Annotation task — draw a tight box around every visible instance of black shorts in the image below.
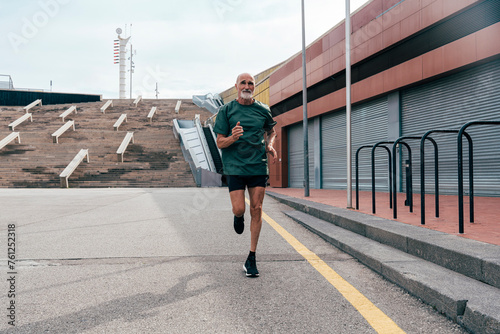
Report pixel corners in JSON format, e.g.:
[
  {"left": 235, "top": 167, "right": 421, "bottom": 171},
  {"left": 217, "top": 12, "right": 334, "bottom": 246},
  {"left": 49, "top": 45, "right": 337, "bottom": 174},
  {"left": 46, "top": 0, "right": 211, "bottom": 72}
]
[{"left": 227, "top": 175, "right": 269, "bottom": 192}]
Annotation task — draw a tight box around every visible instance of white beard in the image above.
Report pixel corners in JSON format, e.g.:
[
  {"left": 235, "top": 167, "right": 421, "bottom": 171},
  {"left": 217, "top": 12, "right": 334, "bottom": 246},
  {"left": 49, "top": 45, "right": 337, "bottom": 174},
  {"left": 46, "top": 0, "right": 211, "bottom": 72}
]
[{"left": 240, "top": 91, "right": 253, "bottom": 100}]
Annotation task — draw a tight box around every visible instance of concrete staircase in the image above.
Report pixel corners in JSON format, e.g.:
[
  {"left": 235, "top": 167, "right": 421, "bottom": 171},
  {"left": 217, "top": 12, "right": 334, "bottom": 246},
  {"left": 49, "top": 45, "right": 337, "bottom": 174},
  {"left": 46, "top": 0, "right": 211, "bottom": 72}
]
[
  {"left": 267, "top": 191, "right": 500, "bottom": 334},
  {"left": 0, "top": 99, "right": 213, "bottom": 188}
]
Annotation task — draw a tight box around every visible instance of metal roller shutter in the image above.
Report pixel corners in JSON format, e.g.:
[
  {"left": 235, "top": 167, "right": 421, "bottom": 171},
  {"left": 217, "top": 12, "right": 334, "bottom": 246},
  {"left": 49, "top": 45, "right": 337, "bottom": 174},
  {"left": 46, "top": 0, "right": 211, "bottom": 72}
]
[
  {"left": 322, "top": 97, "right": 389, "bottom": 190},
  {"left": 321, "top": 111, "right": 346, "bottom": 189},
  {"left": 401, "top": 59, "right": 500, "bottom": 196},
  {"left": 287, "top": 121, "right": 315, "bottom": 188}
]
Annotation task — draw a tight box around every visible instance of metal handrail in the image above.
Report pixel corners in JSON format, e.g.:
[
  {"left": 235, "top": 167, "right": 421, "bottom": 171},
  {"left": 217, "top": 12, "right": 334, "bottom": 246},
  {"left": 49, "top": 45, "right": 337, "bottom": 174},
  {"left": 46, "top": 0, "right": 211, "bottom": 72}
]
[
  {"left": 205, "top": 113, "right": 217, "bottom": 127},
  {"left": 458, "top": 120, "right": 500, "bottom": 234},
  {"left": 370, "top": 142, "right": 393, "bottom": 214},
  {"left": 0, "top": 74, "right": 14, "bottom": 89}
]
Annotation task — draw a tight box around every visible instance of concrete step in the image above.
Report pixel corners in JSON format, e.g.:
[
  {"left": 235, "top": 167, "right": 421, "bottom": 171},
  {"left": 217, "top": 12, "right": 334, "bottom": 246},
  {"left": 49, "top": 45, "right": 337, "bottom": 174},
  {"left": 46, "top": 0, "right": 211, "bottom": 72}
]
[
  {"left": 267, "top": 191, "right": 500, "bottom": 334},
  {"left": 0, "top": 99, "right": 213, "bottom": 188}
]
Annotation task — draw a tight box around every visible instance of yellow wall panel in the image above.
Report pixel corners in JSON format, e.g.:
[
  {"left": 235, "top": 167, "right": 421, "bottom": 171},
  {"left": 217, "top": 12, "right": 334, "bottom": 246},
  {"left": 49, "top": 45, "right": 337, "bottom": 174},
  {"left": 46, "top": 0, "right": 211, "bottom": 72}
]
[{"left": 218, "top": 64, "right": 282, "bottom": 106}]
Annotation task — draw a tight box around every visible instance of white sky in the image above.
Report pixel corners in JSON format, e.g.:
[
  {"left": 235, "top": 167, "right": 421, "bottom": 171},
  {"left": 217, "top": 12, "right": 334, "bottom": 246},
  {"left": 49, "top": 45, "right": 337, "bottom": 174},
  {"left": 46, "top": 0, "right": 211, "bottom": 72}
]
[{"left": 1, "top": 0, "right": 368, "bottom": 99}]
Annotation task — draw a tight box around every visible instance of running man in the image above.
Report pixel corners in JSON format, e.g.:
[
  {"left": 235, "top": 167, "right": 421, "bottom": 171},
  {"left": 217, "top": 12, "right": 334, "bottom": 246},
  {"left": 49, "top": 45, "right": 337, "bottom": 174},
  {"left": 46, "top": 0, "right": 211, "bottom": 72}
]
[{"left": 213, "top": 72, "right": 277, "bottom": 277}]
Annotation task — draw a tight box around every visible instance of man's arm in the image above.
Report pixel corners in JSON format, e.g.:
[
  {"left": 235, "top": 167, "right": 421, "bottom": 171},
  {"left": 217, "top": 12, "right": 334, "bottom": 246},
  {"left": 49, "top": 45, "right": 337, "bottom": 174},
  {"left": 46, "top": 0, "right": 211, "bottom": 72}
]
[
  {"left": 216, "top": 133, "right": 237, "bottom": 149},
  {"left": 265, "top": 127, "right": 277, "bottom": 164},
  {"left": 216, "top": 121, "right": 243, "bottom": 149}
]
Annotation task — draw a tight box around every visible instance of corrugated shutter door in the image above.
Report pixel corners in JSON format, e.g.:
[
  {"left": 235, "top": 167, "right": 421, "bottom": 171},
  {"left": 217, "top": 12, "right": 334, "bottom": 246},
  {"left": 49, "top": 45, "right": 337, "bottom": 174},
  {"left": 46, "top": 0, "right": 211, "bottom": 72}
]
[
  {"left": 288, "top": 121, "right": 315, "bottom": 188},
  {"left": 321, "top": 111, "right": 346, "bottom": 189},
  {"left": 401, "top": 59, "right": 500, "bottom": 196},
  {"left": 352, "top": 97, "right": 390, "bottom": 191},
  {"left": 322, "top": 97, "right": 389, "bottom": 190}
]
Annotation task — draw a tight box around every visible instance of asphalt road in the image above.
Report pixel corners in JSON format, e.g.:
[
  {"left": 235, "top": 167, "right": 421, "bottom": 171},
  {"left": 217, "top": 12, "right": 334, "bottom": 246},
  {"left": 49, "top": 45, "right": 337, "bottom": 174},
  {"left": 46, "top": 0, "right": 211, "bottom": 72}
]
[{"left": 0, "top": 188, "right": 467, "bottom": 333}]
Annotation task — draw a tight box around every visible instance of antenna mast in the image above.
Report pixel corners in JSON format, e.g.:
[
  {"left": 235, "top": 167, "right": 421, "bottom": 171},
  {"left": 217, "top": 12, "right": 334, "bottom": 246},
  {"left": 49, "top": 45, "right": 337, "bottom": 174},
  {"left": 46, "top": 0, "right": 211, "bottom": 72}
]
[{"left": 115, "top": 27, "right": 130, "bottom": 99}]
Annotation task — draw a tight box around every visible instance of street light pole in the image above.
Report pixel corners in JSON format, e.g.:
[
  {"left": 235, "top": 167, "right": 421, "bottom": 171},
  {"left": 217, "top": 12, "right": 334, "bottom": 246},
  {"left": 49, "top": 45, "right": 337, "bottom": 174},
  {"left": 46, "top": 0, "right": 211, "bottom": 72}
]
[
  {"left": 346, "top": 0, "right": 353, "bottom": 208},
  {"left": 301, "top": 0, "right": 310, "bottom": 197}
]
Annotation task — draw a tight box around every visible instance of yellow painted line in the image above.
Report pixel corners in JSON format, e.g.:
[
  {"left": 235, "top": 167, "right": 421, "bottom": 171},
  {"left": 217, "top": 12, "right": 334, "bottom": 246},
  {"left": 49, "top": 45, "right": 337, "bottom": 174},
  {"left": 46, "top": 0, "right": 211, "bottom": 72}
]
[{"left": 247, "top": 198, "right": 405, "bottom": 334}]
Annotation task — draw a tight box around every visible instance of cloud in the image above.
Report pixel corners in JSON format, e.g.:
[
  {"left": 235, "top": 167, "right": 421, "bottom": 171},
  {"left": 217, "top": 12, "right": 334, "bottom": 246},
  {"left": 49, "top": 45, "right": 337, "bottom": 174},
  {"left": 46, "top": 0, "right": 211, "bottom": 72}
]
[{"left": 1, "top": 0, "right": 369, "bottom": 99}]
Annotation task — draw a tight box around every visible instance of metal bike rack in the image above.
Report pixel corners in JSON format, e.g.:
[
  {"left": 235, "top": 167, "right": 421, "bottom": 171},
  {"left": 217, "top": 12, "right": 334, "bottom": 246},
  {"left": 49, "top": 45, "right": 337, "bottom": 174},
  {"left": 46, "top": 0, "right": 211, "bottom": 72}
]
[
  {"left": 458, "top": 120, "right": 500, "bottom": 234},
  {"left": 392, "top": 137, "right": 420, "bottom": 219},
  {"left": 355, "top": 145, "right": 392, "bottom": 210},
  {"left": 370, "top": 142, "right": 393, "bottom": 214},
  {"left": 420, "top": 130, "right": 472, "bottom": 225},
  {"left": 355, "top": 145, "right": 372, "bottom": 210}
]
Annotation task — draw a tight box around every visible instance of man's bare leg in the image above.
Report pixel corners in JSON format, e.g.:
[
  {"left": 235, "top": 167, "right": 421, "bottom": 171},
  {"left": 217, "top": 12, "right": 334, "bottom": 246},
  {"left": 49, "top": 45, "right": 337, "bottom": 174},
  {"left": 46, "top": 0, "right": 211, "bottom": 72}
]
[
  {"left": 230, "top": 189, "right": 246, "bottom": 234},
  {"left": 241, "top": 186, "right": 265, "bottom": 277},
  {"left": 229, "top": 189, "right": 246, "bottom": 217},
  {"left": 247, "top": 186, "right": 265, "bottom": 252}
]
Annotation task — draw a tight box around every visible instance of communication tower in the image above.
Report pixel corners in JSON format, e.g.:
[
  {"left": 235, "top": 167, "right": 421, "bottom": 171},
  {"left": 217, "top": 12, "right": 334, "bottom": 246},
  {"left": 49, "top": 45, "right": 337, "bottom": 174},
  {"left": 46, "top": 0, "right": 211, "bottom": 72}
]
[{"left": 114, "top": 27, "right": 130, "bottom": 99}]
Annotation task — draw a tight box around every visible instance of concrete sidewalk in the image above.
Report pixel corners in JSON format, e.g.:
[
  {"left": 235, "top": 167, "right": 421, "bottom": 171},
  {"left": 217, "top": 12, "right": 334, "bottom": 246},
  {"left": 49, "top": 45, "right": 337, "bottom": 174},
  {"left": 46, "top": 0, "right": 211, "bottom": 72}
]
[
  {"left": 267, "top": 188, "right": 500, "bottom": 246},
  {"left": 266, "top": 189, "right": 500, "bottom": 334}
]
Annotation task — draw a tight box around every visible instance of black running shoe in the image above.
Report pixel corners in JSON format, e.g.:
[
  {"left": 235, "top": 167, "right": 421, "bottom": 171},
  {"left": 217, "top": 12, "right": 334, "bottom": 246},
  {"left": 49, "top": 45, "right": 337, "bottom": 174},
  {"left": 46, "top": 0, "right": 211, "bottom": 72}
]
[
  {"left": 234, "top": 215, "right": 244, "bottom": 234},
  {"left": 243, "top": 255, "right": 259, "bottom": 277}
]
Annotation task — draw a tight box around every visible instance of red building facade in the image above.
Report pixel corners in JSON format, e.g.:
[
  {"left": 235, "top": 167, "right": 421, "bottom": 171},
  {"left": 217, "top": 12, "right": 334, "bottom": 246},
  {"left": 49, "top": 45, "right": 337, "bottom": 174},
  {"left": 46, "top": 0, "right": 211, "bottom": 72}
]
[{"left": 267, "top": 0, "right": 500, "bottom": 193}]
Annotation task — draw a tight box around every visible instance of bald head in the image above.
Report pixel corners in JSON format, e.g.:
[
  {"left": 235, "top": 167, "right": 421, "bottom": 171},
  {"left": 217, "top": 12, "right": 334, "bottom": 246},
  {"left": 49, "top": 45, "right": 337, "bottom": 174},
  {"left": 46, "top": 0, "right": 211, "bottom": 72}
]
[{"left": 236, "top": 73, "right": 255, "bottom": 84}]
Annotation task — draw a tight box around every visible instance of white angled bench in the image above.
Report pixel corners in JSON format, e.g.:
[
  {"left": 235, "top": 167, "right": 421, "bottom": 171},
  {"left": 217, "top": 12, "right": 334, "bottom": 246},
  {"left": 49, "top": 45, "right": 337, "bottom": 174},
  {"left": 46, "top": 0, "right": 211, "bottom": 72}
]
[
  {"left": 133, "top": 95, "right": 142, "bottom": 107},
  {"left": 23, "top": 99, "right": 42, "bottom": 113},
  {"left": 147, "top": 106, "right": 157, "bottom": 122},
  {"left": 116, "top": 131, "right": 134, "bottom": 162},
  {"left": 8, "top": 113, "right": 32, "bottom": 131},
  {"left": 59, "top": 149, "right": 89, "bottom": 188},
  {"left": 113, "top": 114, "right": 127, "bottom": 131},
  {"left": 100, "top": 100, "right": 113, "bottom": 114},
  {"left": 175, "top": 100, "right": 182, "bottom": 114},
  {"left": 59, "top": 106, "right": 77, "bottom": 122},
  {"left": 0, "top": 132, "right": 21, "bottom": 150},
  {"left": 52, "top": 120, "right": 75, "bottom": 143}
]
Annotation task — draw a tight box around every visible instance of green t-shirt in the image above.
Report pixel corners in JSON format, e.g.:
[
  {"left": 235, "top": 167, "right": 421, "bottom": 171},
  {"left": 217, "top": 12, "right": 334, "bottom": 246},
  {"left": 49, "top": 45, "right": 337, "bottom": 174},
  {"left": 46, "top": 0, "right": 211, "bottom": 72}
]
[{"left": 213, "top": 100, "right": 277, "bottom": 176}]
